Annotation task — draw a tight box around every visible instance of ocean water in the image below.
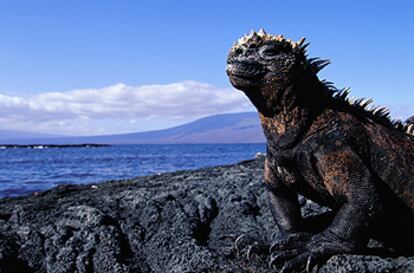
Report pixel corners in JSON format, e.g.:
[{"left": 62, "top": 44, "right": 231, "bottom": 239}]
[{"left": 0, "top": 144, "right": 265, "bottom": 198}]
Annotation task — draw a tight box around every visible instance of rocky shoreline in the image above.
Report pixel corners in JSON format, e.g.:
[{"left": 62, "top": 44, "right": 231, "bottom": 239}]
[{"left": 0, "top": 158, "right": 413, "bottom": 273}]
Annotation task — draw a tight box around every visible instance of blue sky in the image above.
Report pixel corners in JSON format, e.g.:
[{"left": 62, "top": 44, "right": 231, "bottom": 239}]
[{"left": 0, "top": 1, "right": 413, "bottom": 135}]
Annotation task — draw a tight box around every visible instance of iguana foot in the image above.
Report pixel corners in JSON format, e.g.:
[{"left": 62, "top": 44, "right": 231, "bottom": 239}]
[
  {"left": 268, "top": 232, "right": 313, "bottom": 270},
  {"left": 269, "top": 232, "right": 357, "bottom": 273},
  {"left": 234, "top": 234, "right": 268, "bottom": 260}
]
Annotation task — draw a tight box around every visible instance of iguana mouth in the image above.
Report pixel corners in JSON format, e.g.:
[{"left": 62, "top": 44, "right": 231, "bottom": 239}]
[{"left": 226, "top": 62, "right": 266, "bottom": 79}]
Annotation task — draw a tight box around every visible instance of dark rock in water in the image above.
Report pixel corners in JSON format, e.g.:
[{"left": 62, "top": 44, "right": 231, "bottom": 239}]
[{"left": 0, "top": 158, "right": 412, "bottom": 272}]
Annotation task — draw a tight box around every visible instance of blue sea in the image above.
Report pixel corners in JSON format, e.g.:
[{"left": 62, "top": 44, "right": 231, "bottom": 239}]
[{"left": 0, "top": 144, "right": 265, "bottom": 198}]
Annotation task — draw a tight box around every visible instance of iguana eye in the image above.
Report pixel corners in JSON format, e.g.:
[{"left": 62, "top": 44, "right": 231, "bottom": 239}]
[{"left": 263, "top": 49, "right": 278, "bottom": 56}]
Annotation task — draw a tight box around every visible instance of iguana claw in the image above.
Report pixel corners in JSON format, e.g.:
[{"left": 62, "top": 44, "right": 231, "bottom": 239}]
[{"left": 233, "top": 233, "right": 267, "bottom": 260}]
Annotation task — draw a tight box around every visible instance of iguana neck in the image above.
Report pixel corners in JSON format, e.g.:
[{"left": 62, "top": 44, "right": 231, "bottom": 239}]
[{"left": 255, "top": 77, "right": 326, "bottom": 150}]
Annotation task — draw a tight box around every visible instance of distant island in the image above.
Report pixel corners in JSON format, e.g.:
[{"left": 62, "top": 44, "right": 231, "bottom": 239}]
[
  {"left": 0, "top": 112, "right": 265, "bottom": 145},
  {"left": 0, "top": 144, "right": 110, "bottom": 149}
]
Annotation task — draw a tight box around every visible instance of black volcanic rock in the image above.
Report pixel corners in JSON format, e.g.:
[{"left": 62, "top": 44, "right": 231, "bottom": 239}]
[
  {"left": 0, "top": 159, "right": 413, "bottom": 273},
  {"left": 407, "top": 115, "right": 414, "bottom": 124}
]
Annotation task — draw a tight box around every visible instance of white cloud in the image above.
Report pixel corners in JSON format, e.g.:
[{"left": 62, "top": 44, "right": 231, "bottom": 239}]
[{"left": 0, "top": 81, "right": 254, "bottom": 135}]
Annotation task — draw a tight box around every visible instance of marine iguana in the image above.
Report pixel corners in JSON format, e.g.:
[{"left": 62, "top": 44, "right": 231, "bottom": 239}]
[{"left": 226, "top": 29, "right": 414, "bottom": 272}]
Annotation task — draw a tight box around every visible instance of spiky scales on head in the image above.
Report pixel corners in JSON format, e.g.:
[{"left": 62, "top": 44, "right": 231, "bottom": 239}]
[
  {"left": 233, "top": 29, "right": 307, "bottom": 52},
  {"left": 227, "top": 29, "right": 330, "bottom": 79}
]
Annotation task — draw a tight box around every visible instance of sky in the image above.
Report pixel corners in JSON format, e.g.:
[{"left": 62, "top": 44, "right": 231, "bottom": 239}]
[{"left": 0, "top": 1, "right": 413, "bottom": 135}]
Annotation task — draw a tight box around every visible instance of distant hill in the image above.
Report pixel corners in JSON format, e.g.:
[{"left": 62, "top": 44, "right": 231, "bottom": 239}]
[
  {"left": 0, "top": 130, "right": 63, "bottom": 142},
  {"left": 0, "top": 112, "right": 265, "bottom": 144}
]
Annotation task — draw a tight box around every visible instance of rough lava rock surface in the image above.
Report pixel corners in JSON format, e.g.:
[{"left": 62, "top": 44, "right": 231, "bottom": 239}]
[{"left": 0, "top": 158, "right": 413, "bottom": 273}]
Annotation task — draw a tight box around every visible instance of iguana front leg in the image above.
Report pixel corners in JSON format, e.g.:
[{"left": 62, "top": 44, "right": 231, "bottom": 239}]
[
  {"left": 264, "top": 157, "right": 316, "bottom": 268},
  {"left": 264, "top": 157, "right": 302, "bottom": 237},
  {"left": 270, "top": 149, "right": 382, "bottom": 273},
  {"left": 234, "top": 157, "right": 303, "bottom": 260}
]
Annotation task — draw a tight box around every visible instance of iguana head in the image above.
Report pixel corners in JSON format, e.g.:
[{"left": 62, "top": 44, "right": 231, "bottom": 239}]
[
  {"left": 226, "top": 30, "right": 330, "bottom": 116},
  {"left": 226, "top": 29, "right": 310, "bottom": 91}
]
